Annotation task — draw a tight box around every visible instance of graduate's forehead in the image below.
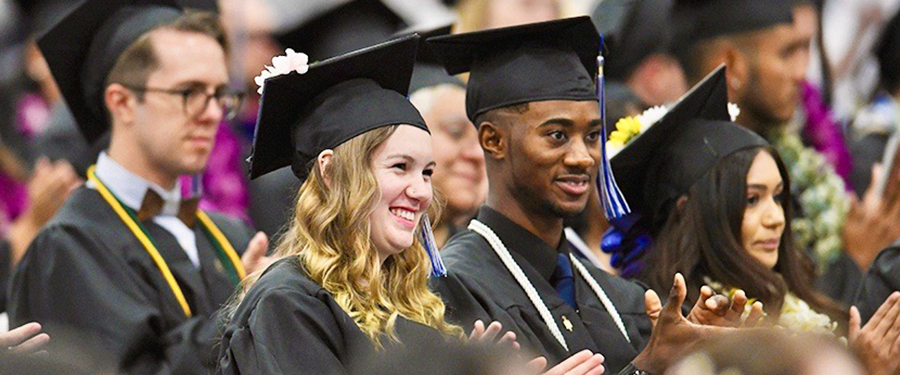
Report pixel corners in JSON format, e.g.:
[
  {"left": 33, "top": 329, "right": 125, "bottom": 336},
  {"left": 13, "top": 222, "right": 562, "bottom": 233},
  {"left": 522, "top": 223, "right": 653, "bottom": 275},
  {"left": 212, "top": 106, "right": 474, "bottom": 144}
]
[{"left": 508, "top": 100, "right": 601, "bottom": 128}]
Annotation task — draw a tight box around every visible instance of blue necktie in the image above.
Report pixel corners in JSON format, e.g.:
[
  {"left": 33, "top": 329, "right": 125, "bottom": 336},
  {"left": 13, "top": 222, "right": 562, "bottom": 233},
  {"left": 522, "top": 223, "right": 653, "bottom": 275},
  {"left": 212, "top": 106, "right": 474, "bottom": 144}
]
[{"left": 551, "top": 253, "right": 577, "bottom": 310}]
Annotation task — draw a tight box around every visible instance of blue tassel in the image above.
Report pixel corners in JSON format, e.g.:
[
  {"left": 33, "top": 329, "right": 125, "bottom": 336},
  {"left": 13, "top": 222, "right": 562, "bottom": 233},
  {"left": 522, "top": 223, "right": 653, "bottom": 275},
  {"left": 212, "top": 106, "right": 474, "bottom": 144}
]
[
  {"left": 596, "top": 42, "right": 631, "bottom": 221},
  {"left": 596, "top": 40, "right": 653, "bottom": 275},
  {"left": 420, "top": 216, "right": 447, "bottom": 277}
]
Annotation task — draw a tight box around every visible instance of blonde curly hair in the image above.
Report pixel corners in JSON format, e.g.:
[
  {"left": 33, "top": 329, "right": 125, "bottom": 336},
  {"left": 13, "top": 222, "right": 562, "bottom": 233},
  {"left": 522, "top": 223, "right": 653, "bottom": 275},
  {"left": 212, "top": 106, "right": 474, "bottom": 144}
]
[{"left": 235, "top": 125, "right": 463, "bottom": 346}]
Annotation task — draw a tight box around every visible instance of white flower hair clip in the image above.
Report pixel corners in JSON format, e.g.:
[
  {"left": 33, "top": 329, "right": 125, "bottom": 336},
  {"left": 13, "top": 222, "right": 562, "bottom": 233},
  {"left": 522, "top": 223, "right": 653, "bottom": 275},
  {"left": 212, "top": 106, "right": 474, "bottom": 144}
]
[{"left": 254, "top": 48, "right": 310, "bottom": 95}]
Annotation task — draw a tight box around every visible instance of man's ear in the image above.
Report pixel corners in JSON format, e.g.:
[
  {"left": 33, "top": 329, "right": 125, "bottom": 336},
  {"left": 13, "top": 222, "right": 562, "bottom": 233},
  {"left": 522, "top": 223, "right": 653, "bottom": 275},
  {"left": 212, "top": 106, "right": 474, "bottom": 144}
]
[
  {"left": 105, "top": 83, "right": 136, "bottom": 125},
  {"left": 479, "top": 121, "right": 507, "bottom": 161},
  {"left": 723, "top": 46, "right": 750, "bottom": 98},
  {"left": 317, "top": 149, "right": 334, "bottom": 188}
]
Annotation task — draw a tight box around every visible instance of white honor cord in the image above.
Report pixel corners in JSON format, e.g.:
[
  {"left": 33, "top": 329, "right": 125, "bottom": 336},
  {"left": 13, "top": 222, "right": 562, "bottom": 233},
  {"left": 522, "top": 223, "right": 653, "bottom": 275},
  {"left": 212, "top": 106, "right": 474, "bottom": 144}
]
[
  {"left": 564, "top": 227, "right": 606, "bottom": 269},
  {"left": 469, "top": 220, "right": 569, "bottom": 351},
  {"left": 469, "top": 220, "right": 631, "bottom": 349},
  {"left": 568, "top": 254, "right": 631, "bottom": 343}
]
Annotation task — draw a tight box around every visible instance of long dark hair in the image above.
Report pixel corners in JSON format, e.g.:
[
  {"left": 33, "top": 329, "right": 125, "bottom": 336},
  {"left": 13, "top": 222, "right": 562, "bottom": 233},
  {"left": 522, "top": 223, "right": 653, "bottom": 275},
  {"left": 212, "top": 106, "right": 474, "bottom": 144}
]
[{"left": 643, "top": 146, "right": 847, "bottom": 323}]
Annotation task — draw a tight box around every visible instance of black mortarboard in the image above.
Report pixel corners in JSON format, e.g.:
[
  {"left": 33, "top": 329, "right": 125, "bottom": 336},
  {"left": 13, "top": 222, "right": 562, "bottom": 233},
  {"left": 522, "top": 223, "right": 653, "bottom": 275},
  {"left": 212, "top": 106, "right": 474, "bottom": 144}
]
[
  {"left": 611, "top": 66, "right": 768, "bottom": 228},
  {"left": 670, "top": 0, "right": 794, "bottom": 55},
  {"left": 394, "top": 24, "right": 465, "bottom": 93},
  {"left": 249, "top": 35, "right": 428, "bottom": 180},
  {"left": 38, "top": 0, "right": 217, "bottom": 144},
  {"left": 427, "top": 16, "right": 600, "bottom": 122},
  {"left": 605, "top": 0, "right": 674, "bottom": 81},
  {"left": 275, "top": 0, "right": 404, "bottom": 62}
]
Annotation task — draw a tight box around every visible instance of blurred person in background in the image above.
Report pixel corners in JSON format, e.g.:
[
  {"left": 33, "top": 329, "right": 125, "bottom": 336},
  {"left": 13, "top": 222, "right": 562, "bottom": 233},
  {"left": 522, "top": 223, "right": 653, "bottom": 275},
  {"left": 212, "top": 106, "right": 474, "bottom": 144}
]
[
  {"left": 665, "top": 330, "right": 866, "bottom": 375},
  {"left": 0, "top": 155, "right": 80, "bottom": 314},
  {"left": 0, "top": 0, "right": 81, "bottom": 319},
  {"left": 790, "top": 1, "right": 854, "bottom": 191},
  {"left": 455, "top": 0, "right": 561, "bottom": 33},
  {"left": 407, "top": 25, "right": 487, "bottom": 247},
  {"left": 817, "top": 0, "right": 900, "bottom": 123},
  {"left": 849, "top": 9, "right": 900, "bottom": 194},
  {"left": 602, "top": 0, "right": 687, "bottom": 108}
]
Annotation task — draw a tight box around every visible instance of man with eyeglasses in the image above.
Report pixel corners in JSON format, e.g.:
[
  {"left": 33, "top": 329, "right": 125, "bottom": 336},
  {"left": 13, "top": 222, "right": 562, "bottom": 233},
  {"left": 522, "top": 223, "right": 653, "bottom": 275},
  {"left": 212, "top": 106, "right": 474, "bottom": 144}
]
[{"left": 6, "top": 1, "right": 273, "bottom": 373}]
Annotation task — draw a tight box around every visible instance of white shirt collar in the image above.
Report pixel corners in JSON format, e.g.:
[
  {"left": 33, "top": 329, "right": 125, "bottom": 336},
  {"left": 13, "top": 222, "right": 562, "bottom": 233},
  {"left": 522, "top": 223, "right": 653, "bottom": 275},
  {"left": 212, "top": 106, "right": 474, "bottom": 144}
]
[{"left": 93, "top": 152, "right": 182, "bottom": 216}]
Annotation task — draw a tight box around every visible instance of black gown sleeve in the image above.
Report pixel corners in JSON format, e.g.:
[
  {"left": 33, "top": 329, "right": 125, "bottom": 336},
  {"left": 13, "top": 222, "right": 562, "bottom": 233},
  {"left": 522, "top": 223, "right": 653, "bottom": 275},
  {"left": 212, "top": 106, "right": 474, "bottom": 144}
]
[
  {"left": 854, "top": 247, "right": 900, "bottom": 324},
  {"left": 815, "top": 251, "right": 862, "bottom": 307},
  {"left": 8, "top": 226, "right": 221, "bottom": 375},
  {"left": 218, "top": 286, "right": 349, "bottom": 374}
]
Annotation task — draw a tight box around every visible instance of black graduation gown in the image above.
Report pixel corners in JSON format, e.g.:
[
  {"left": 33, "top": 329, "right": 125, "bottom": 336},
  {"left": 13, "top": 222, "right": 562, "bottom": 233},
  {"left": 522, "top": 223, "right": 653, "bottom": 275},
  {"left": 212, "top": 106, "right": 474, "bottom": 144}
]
[
  {"left": 8, "top": 187, "right": 253, "bottom": 374},
  {"left": 217, "top": 258, "right": 447, "bottom": 375},
  {"left": 433, "top": 207, "right": 652, "bottom": 374},
  {"left": 854, "top": 245, "right": 900, "bottom": 324}
]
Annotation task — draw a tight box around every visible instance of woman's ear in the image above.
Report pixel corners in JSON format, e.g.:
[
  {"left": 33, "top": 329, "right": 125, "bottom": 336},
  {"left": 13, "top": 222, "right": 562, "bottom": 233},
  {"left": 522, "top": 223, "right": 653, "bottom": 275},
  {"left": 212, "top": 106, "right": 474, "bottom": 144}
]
[{"left": 317, "top": 149, "right": 334, "bottom": 188}]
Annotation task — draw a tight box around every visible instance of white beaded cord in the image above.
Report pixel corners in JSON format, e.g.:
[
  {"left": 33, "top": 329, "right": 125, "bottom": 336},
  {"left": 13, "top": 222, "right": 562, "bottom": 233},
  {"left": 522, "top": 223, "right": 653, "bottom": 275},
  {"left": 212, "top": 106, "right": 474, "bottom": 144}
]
[
  {"left": 568, "top": 255, "right": 631, "bottom": 343},
  {"left": 469, "top": 220, "right": 569, "bottom": 351}
]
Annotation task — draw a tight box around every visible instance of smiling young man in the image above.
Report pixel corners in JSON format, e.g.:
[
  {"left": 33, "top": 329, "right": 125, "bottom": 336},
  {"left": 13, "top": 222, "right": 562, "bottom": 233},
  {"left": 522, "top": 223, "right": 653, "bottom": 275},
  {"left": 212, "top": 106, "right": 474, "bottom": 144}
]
[
  {"left": 427, "top": 17, "right": 746, "bottom": 375},
  {"left": 7, "top": 1, "right": 271, "bottom": 373}
]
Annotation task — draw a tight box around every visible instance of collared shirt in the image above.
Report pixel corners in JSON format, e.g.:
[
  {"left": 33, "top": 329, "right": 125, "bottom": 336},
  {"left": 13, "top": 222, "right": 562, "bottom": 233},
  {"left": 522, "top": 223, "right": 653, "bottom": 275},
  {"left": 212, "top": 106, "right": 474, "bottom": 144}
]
[
  {"left": 89, "top": 153, "right": 200, "bottom": 268},
  {"left": 476, "top": 206, "right": 572, "bottom": 283}
]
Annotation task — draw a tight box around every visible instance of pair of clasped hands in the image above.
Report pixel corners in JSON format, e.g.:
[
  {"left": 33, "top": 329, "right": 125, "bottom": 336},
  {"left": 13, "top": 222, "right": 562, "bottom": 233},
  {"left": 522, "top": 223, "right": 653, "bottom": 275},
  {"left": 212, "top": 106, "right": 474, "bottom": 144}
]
[{"left": 466, "top": 274, "right": 766, "bottom": 375}]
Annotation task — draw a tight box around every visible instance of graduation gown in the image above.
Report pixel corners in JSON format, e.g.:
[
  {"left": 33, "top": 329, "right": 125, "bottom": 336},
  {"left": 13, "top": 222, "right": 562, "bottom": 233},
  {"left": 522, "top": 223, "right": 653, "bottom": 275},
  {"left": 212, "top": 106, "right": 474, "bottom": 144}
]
[
  {"left": 217, "top": 258, "right": 447, "bottom": 375},
  {"left": 8, "top": 187, "right": 253, "bottom": 374},
  {"left": 433, "top": 207, "right": 652, "bottom": 373},
  {"left": 854, "top": 245, "right": 900, "bottom": 324}
]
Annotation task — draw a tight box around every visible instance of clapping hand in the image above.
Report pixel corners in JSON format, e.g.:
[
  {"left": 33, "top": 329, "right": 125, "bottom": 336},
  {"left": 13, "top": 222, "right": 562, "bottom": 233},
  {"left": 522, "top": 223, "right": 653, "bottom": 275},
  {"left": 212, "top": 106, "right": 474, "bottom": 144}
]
[
  {"left": 467, "top": 320, "right": 519, "bottom": 351},
  {"left": 849, "top": 292, "right": 900, "bottom": 375},
  {"left": 687, "top": 286, "right": 765, "bottom": 328},
  {"left": 1, "top": 322, "right": 49, "bottom": 356},
  {"left": 241, "top": 232, "right": 275, "bottom": 275},
  {"left": 843, "top": 166, "right": 900, "bottom": 270},
  {"left": 467, "top": 320, "right": 605, "bottom": 375},
  {"left": 633, "top": 274, "right": 734, "bottom": 374}
]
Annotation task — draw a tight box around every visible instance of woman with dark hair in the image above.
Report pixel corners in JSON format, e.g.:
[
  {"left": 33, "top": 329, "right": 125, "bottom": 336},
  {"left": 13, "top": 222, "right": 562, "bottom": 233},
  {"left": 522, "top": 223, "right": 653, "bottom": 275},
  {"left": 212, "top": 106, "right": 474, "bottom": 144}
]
[
  {"left": 645, "top": 143, "right": 846, "bottom": 326},
  {"left": 607, "top": 66, "right": 845, "bottom": 331}
]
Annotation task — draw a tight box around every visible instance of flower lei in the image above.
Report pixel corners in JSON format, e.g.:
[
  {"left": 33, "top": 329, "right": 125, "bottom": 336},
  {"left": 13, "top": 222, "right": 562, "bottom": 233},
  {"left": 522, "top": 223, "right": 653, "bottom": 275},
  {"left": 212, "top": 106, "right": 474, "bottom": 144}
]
[
  {"left": 704, "top": 278, "right": 838, "bottom": 336},
  {"left": 770, "top": 130, "right": 849, "bottom": 271},
  {"left": 253, "top": 48, "right": 310, "bottom": 95},
  {"left": 606, "top": 102, "right": 741, "bottom": 157}
]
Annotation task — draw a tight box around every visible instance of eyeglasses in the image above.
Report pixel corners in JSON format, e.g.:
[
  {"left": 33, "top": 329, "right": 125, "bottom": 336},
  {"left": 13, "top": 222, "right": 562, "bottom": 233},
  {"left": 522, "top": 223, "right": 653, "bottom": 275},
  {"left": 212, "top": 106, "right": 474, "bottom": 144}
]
[{"left": 124, "top": 85, "right": 245, "bottom": 120}]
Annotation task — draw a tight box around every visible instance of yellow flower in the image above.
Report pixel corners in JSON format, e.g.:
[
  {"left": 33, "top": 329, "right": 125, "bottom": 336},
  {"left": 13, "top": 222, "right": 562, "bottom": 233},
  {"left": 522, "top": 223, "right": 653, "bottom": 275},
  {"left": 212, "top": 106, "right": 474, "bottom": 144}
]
[
  {"left": 615, "top": 116, "right": 642, "bottom": 136},
  {"left": 609, "top": 130, "right": 632, "bottom": 144}
]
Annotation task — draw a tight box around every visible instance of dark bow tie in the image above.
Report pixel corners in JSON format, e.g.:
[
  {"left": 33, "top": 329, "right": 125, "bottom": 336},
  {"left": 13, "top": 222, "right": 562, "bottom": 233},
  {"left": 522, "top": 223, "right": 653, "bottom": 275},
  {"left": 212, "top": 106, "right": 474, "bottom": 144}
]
[{"left": 136, "top": 189, "right": 200, "bottom": 227}]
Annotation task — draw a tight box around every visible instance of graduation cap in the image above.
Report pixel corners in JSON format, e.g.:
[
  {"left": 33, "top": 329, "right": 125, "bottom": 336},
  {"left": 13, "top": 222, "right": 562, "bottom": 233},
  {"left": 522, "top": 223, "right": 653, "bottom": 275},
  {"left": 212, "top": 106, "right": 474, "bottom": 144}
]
[
  {"left": 610, "top": 65, "right": 768, "bottom": 228},
  {"left": 274, "top": 0, "right": 405, "bottom": 62},
  {"left": 426, "top": 16, "right": 600, "bottom": 122},
  {"left": 37, "top": 0, "right": 217, "bottom": 144},
  {"left": 248, "top": 34, "right": 427, "bottom": 181},
  {"left": 670, "top": 0, "right": 794, "bottom": 55},
  {"left": 394, "top": 23, "right": 465, "bottom": 93}
]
